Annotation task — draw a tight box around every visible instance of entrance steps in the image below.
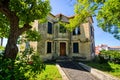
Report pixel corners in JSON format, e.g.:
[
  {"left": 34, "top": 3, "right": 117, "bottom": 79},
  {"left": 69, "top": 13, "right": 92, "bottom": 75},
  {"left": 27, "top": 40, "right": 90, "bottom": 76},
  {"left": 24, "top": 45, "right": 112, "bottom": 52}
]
[{"left": 56, "top": 56, "right": 72, "bottom": 62}]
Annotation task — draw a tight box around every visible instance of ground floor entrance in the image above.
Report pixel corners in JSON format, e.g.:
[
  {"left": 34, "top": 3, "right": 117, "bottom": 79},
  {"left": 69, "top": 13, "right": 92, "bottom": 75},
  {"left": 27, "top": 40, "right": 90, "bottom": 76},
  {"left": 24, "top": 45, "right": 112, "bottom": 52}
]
[{"left": 60, "top": 42, "right": 66, "bottom": 56}]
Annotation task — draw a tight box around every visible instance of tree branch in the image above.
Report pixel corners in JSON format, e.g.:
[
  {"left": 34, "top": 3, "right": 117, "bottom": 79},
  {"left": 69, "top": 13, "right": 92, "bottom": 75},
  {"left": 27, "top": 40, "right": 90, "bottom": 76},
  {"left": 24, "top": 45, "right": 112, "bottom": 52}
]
[
  {"left": 0, "top": 0, "right": 10, "bottom": 14},
  {"left": 0, "top": 1, "right": 19, "bottom": 30},
  {"left": 0, "top": 0, "right": 18, "bottom": 22},
  {"left": 18, "top": 24, "right": 32, "bottom": 35}
]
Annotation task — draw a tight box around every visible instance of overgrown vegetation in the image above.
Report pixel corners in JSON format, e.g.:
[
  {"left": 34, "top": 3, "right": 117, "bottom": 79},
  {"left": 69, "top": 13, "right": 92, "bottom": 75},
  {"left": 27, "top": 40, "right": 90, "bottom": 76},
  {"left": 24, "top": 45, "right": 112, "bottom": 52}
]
[
  {"left": 99, "top": 50, "right": 120, "bottom": 64},
  {"left": 0, "top": 48, "right": 45, "bottom": 80}
]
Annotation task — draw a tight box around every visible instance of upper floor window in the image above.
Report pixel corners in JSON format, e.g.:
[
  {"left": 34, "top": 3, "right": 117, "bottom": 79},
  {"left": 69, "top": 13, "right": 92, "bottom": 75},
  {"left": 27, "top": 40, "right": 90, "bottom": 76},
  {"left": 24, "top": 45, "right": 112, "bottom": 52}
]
[
  {"left": 90, "top": 25, "right": 94, "bottom": 37},
  {"left": 59, "top": 25, "right": 66, "bottom": 33},
  {"left": 47, "top": 42, "right": 52, "bottom": 53},
  {"left": 73, "top": 27, "right": 80, "bottom": 35},
  {"left": 47, "top": 22, "right": 52, "bottom": 34},
  {"left": 73, "top": 43, "right": 79, "bottom": 53}
]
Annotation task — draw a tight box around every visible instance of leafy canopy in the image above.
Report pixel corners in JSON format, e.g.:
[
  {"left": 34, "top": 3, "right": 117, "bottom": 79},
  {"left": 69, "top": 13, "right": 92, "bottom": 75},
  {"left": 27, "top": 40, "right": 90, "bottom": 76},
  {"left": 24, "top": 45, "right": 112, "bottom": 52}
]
[
  {"left": 0, "top": 0, "right": 51, "bottom": 41},
  {"left": 9, "top": 0, "right": 51, "bottom": 25},
  {"left": 68, "top": 0, "right": 120, "bottom": 39},
  {"left": 0, "top": 14, "right": 9, "bottom": 38}
]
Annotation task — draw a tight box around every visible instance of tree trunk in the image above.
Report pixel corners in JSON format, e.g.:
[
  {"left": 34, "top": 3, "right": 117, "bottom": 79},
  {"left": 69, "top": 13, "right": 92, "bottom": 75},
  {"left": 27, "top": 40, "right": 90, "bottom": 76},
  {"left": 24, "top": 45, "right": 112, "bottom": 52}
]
[
  {"left": 0, "top": 1, "right": 32, "bottom": 60},
  {"left": 4, "top": 30, "right": 19, "bottom": 60}
]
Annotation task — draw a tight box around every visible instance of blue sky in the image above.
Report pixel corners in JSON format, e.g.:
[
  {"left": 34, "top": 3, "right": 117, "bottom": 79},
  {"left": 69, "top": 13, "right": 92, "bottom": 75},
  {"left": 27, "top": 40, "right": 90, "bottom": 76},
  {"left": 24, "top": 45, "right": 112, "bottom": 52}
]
[{"left": 50, "top": 0, "right": 120, "bottom": 46}]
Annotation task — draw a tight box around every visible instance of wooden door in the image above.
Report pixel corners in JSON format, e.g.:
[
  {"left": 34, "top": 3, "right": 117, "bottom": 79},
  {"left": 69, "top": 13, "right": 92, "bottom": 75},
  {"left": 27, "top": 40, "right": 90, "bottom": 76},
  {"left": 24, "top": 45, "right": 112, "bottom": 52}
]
[{"left": 60, "top": 42, "right": 66, "bottom": 56}]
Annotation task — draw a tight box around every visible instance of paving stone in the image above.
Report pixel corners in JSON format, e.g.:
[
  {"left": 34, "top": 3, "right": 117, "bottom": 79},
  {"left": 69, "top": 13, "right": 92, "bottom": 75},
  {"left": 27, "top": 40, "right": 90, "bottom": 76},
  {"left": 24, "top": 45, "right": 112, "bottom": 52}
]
[{"left": 58, "top": 61, "right": 100, "bottom": 80}]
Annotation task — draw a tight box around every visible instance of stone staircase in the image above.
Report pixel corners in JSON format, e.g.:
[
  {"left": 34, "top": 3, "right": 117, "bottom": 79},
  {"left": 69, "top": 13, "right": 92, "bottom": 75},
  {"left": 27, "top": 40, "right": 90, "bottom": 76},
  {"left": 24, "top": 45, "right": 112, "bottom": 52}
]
[{"left": 56, "top": 56, "right": 72, "bottom": 62}]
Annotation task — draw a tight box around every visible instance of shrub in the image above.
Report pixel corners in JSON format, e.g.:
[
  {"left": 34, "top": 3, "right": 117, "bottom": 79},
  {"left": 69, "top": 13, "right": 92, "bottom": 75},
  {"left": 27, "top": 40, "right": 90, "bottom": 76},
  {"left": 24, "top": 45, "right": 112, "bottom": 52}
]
[
  {"left": 0, "top": 47, "right": 45, "bottom": 80},
  {"left": 99, "top": 50, "right": 120, "bottom": 64}
]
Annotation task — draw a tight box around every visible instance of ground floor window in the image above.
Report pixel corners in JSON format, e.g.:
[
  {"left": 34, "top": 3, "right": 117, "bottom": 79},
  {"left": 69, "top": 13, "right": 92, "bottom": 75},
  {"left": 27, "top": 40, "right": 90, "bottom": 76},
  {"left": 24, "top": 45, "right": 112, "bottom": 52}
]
[
  {"left": 47, "top": 42, "right": 52, "bottom": 53},
  {"left": 73, "top": 42, "right": 79, "bottom": 53}
]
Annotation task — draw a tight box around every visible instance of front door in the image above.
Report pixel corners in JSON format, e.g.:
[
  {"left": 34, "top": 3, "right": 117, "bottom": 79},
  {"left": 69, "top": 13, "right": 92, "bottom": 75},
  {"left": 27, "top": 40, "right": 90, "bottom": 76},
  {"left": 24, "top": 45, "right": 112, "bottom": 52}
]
[{"left": 60, "top": 42, "right": 66, "bottom": 56}]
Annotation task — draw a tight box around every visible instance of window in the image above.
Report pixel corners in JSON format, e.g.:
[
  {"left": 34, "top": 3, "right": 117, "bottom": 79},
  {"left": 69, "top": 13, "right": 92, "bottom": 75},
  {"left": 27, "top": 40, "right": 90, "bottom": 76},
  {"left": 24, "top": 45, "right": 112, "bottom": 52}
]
[
  {"left": 47, "top": 22, "right": 52, "bottom": 34},
  {"left": 91, "top": 43, "right": 95, "bottom": 53},
  {"left": 59, "top": 25, "right": 66, "bottom": 33},
  {"left": 90, "top": 25, "right": 94, "bottom": 37},
  {"left": 47, "top": 42, "right": 52, "bottom": 53},
  {"left": 73, "top": 27, "right": 80, "bottom": 35},
  {"left": 73, "top": 43, "right": 79, "bottom": 53}
]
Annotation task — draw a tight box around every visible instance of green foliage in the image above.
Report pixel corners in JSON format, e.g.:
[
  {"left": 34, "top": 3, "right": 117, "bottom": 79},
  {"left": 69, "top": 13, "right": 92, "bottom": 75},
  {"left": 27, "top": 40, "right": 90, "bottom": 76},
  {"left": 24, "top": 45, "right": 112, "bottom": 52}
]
[
  {"left": 0, "top": 46, "right": 4, "bottom": 51},
  {"left": 9, "top": 0, "right": 51, "bottom": 24},
  {"left": 0, "top": 14, "right": 9, "bottom": 38},
  {"left": 0, "top": 48, "right": 45, "bottom": 80},
  {"left": 99, "top": 50, "right": 120, "bottom": 64},
  {"left": 59, "top": 24, "right": 66, "bottom": 33},
  {"left": 0, "top": 46, "right": 4, "bottom": 58},
  {"left": 26, "top": 29, "right": 41, "bottom": 41},
  {"left": 0, "top": 59, "right": 14, "bottom": 80},
  {"left": 0, "top": 0, "right": 51, "bottom": 39},
  {"left": 37, "top": 64, "right": 62, "bottom": 80},
  {"left": 73, "top": 0, "right": 120, "bottom": 40},
  {"left": 97, "top": 0, "right": 120, "bottom": 39},
  {"left": 64, "top": 0, "right": 93, "bottom": 32},
  {"left": 108, "top": 62, "right": 120, "bottom": 78},
  {"left": 18, "top": 29, "right": 41, "bottom": 44},
  {"left": 85, "top": 61, "right": 120, "bottom": 78}
]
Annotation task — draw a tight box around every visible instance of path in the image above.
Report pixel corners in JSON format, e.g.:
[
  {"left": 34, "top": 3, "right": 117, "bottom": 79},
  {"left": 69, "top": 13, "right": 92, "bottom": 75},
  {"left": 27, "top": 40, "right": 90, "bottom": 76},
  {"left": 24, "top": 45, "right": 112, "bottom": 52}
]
[{"left": 57, "top": 61, "right": 100, "bottom": 80}]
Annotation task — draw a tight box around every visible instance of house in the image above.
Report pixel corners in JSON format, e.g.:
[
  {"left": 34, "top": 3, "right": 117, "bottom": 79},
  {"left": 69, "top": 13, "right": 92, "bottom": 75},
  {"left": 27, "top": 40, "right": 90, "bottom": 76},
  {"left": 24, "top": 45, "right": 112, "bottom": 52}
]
[
  {"left": 95, "top": 44, "right": 108, "bottom": 55},
  {"left": 95, "top": 46, "right": 100, "bottom": 55},
  {"left": 108, "top": 46, "right": 120, "bottom": 51},
  {"left": 95, "top": 44, "right": 109, "bottom": 55},
  {"left": 22, "top": 13, "right": 95, "bottom": 61}
]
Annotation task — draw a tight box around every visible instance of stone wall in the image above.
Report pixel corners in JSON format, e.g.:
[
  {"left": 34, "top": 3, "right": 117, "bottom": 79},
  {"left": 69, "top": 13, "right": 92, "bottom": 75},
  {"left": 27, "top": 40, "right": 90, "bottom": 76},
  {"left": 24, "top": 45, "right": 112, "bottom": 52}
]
[{"left": 32, "top": 13, "right": 95, "bottom": 61}]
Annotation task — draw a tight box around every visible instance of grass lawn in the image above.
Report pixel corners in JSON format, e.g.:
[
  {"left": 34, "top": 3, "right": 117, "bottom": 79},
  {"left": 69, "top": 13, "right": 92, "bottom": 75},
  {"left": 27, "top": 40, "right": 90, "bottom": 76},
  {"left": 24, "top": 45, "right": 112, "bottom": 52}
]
[
  {"left": 30, "top": 64, "right": 62, "bottom": 80},
  {"left": 84, "top": 62, "right": 120, "bottom": 78}
]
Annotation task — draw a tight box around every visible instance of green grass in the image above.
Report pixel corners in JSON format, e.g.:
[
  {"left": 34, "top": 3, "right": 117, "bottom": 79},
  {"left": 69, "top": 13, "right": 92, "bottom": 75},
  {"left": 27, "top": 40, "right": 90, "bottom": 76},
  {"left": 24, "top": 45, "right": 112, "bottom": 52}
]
[
  {"left": 29, "top": 64, "right": 62, "bottom": 80},
  {"left": 84, "top": 62, "right": 120, "bottom": 78}
]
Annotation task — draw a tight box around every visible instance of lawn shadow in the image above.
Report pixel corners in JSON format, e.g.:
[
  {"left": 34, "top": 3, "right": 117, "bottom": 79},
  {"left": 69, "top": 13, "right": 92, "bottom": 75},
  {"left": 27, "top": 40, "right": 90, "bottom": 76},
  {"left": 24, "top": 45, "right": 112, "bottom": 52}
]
[
  {"left": 44, "top": 59, "right": 56, "bottom": 65},
  {"left": 83, "top": 60, "right": 113, "bottom": 72},
  {"left": 44, "top": 59, "right": 88, "bottom": 72}
]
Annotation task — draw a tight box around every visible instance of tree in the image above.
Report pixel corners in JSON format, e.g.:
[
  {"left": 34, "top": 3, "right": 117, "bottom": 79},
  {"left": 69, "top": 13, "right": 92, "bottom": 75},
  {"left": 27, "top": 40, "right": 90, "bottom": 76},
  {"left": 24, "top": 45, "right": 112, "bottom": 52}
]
[
  {"left": 69, "top": 0, "right": 120, "bottom": 40},
  {"left": 0, "top": 0, "right": 51, "bottom": 59}
]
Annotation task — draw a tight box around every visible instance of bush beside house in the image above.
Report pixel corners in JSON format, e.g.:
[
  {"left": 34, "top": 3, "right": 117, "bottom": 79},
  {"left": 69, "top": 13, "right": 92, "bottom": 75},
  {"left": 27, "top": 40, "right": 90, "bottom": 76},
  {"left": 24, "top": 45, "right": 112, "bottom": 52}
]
[{"left": 98, "top": 50, "right": 120, "bottom": 64}]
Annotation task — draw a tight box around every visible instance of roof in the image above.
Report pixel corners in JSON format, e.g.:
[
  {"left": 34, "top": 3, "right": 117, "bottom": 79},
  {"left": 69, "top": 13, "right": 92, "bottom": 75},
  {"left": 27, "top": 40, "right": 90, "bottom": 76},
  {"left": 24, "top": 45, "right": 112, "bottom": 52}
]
[
  {"left": 55, "top": 13, "right": 74, "bottom": 19},
  {"left": 109, "top": 46, "right": 120, "bottom": 49},
  {"left": 49, "top": 13, "right": 93, "bottom": 23}
]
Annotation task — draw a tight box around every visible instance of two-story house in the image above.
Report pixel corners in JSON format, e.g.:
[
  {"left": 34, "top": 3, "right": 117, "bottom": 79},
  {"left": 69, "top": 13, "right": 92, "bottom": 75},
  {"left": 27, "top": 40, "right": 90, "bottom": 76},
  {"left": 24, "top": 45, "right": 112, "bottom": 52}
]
[{"left": 25, "top": 13, "right": 95, "bottom": 61}]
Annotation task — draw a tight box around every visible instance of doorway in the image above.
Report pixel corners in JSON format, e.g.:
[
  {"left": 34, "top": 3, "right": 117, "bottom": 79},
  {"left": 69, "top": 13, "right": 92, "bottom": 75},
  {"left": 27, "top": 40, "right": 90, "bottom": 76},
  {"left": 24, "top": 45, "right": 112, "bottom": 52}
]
[{"left": 60, "top": 42, "right": 66, "bottom": 56}]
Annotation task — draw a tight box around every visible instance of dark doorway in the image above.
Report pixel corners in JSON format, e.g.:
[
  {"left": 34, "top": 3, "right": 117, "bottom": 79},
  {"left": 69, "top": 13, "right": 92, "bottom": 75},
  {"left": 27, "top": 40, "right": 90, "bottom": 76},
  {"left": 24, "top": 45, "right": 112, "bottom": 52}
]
[{"left": 60, "top": 42, "right": 66, "bottom": 56}]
